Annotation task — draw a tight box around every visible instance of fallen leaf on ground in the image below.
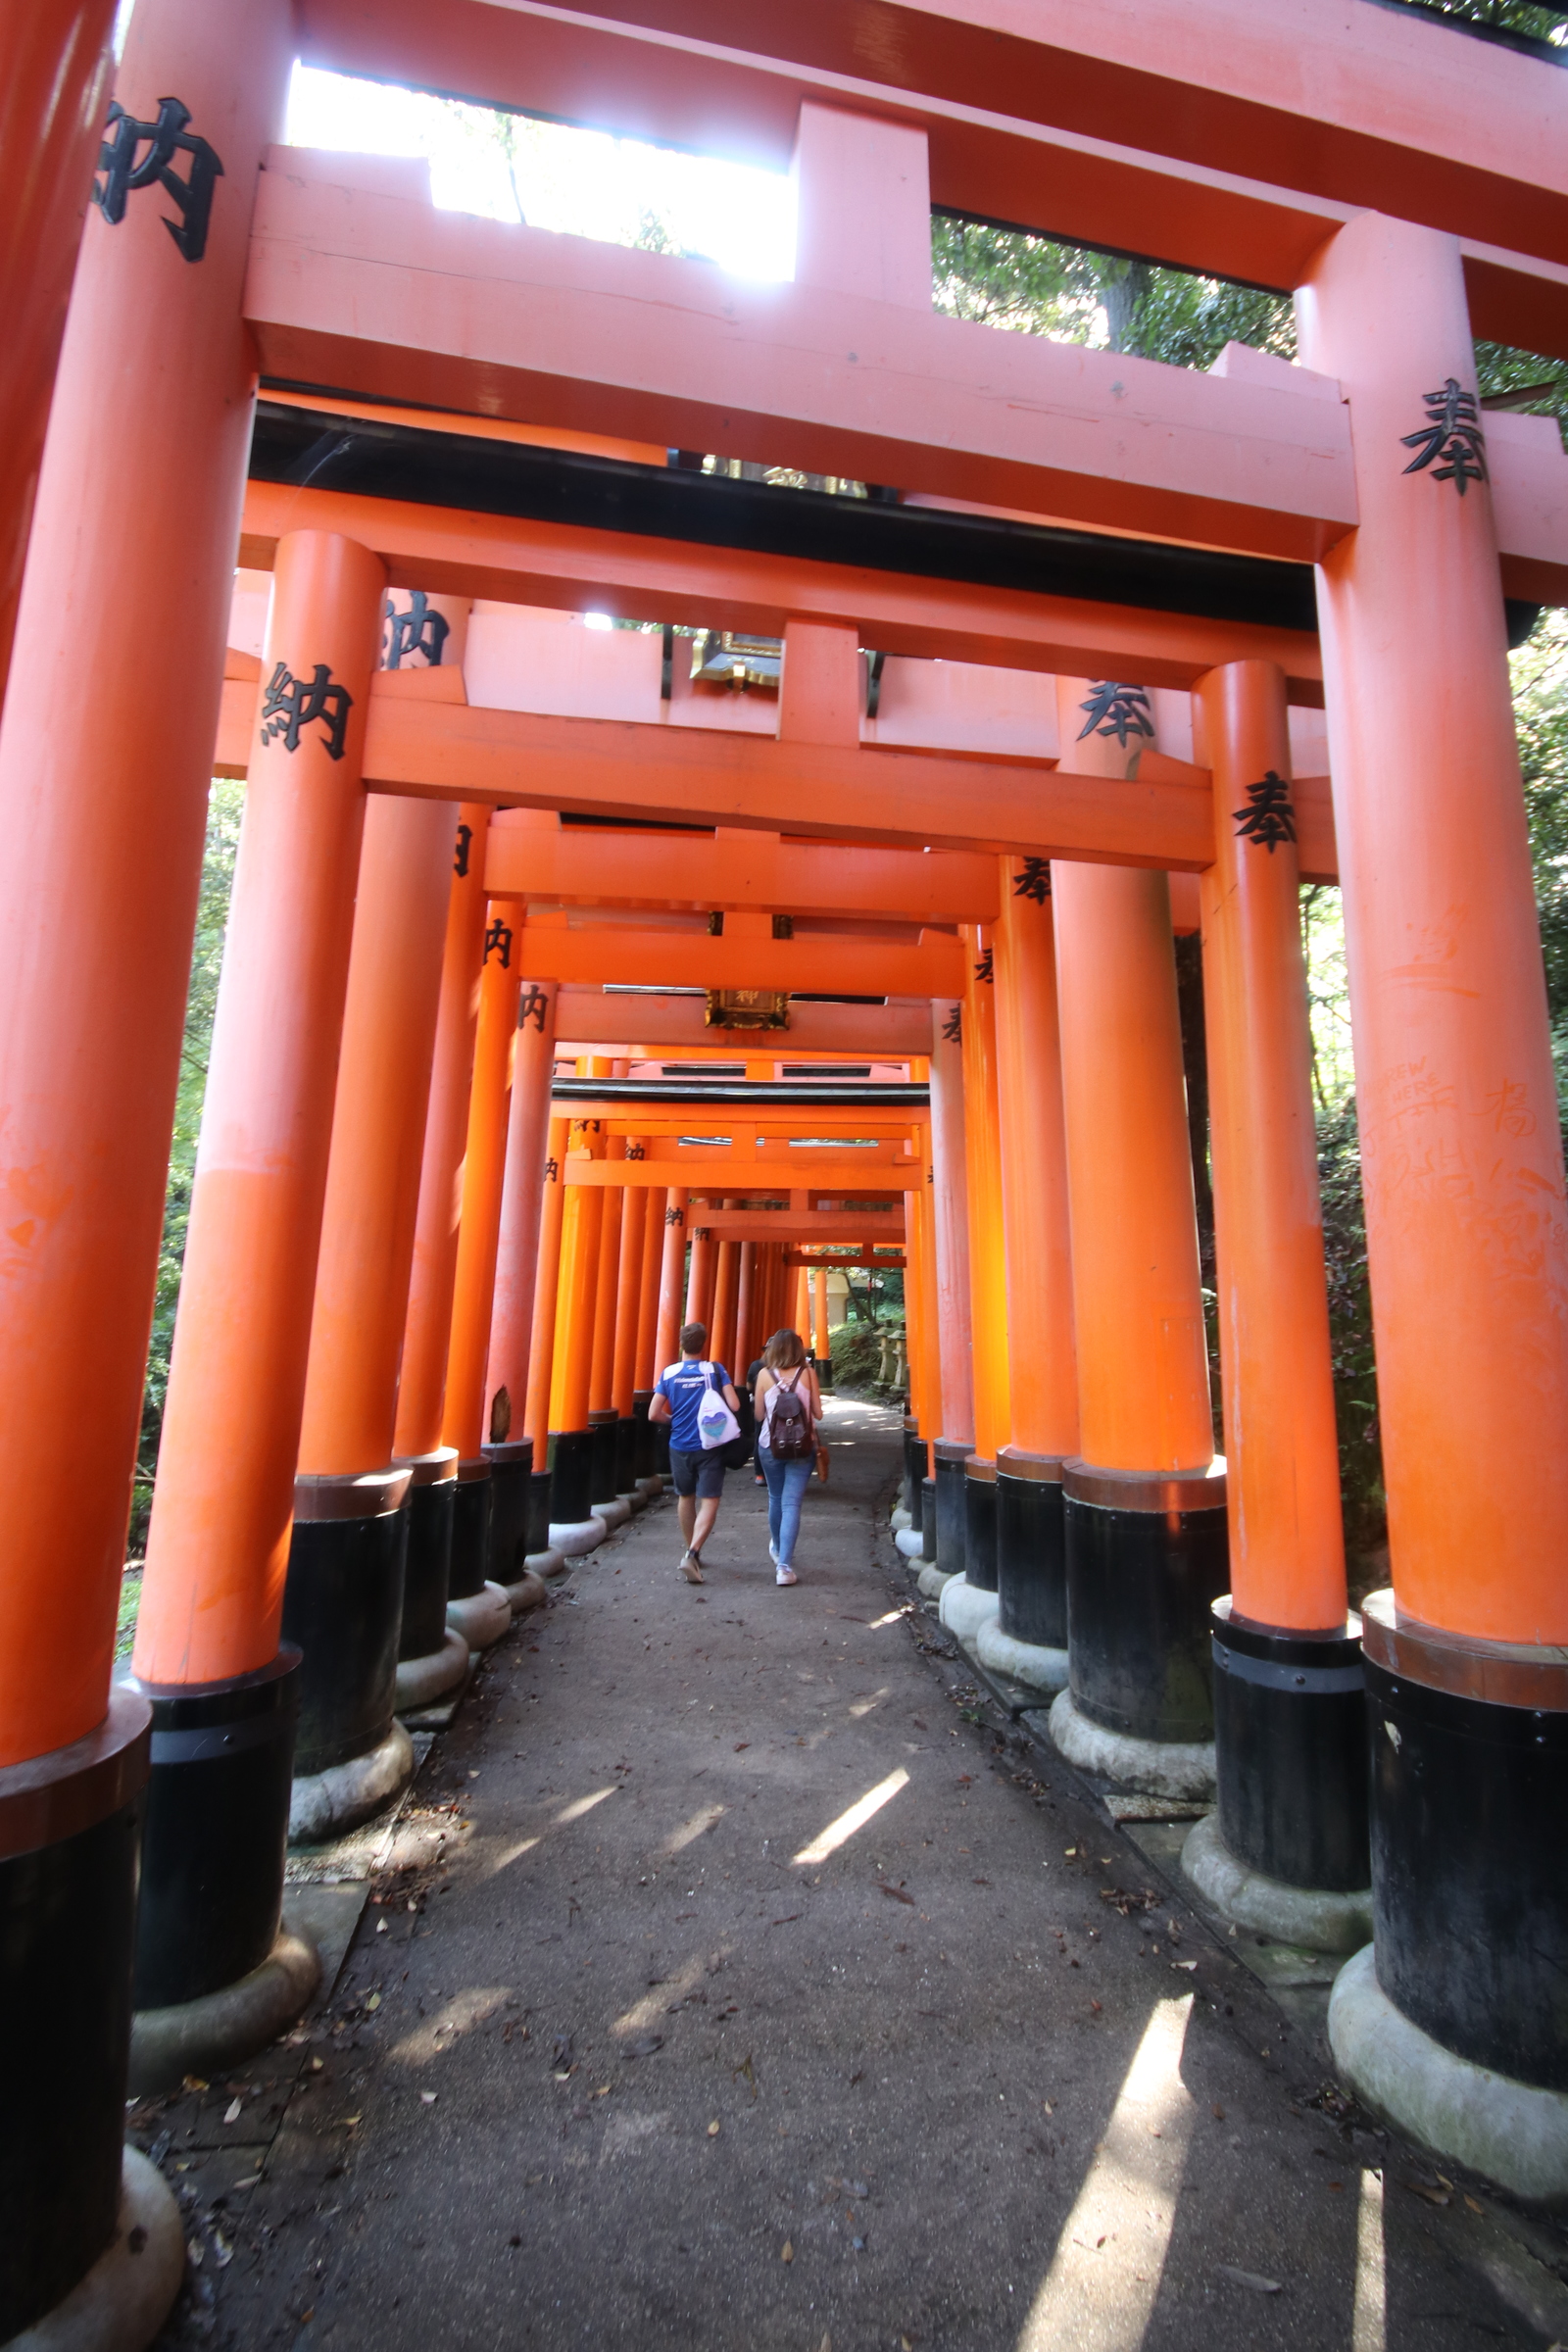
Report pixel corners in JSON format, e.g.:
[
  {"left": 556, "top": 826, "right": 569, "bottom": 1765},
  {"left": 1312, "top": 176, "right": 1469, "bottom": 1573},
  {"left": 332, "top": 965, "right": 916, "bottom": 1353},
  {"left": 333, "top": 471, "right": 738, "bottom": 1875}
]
[
  {"left": 420, "top": 2091, "right": 438, "bottom": 2105},
  {"left": 1215, "top": 2266, "right": 1282, "bottom": 2294},
  {"left": 734, "top": 1743, "right": 749, "bottom": 1752},
  {"left": 182, "top": 2076, "right": 209, "bottom": 2093},
  {"left": 781, "top": 2240, "right": 794, "bottom": 2263},
  {"left": 222, "top": 2098, "right": 242, "bottom": 2125},
  {"left": 707, "top": 2121, "right": 720, "bottom": 2136},
  {"left": 1409, "top": 2184, "right": 1450, "bottom": 2206},
  {"left": 625, "top": 2036, "right": 664, "bottom": 2058},
  {"left": 1089, "top": 2000, "right": 1102, "bottom": 2014},
  {"left": 878, "top": 1884, "right": 915, "bottom": 1906},
  {"left": 1464, "top": 2195, "right": 1484, "bottom": 2214}
]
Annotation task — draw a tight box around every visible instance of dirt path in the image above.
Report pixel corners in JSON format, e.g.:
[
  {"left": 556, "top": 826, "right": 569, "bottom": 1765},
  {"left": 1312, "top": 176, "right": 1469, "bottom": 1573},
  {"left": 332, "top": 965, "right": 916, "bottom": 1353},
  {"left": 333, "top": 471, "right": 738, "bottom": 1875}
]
[{"left": 142, "top": 1399, "right": 1541, "bottom": 2352}]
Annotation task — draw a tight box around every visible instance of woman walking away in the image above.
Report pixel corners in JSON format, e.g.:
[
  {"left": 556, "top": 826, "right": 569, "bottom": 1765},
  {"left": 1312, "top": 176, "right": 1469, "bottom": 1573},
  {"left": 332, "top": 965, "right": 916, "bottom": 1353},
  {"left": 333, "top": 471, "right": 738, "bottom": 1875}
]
[{"left": 755, "top": 1328, "right": 821, "bottom": 1588}]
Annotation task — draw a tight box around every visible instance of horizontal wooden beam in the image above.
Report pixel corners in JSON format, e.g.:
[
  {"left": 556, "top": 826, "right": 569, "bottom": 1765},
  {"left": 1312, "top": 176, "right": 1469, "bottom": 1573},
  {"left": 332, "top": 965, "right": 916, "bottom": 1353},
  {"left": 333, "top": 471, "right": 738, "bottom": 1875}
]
[
  {"left": 239, "top": 471, "right": 1326, "bottom": 698},
  {"left": 246, "top": 153, "right": 1357, "bottom": 563},
  {"left": 564, "top": 1152, "right": 916, "bottom": 1182},
  {"left": 297, "top": 0, "right": 1568, "bottom": 348},
  {"left": 510, "top": 917, "right": 964, "bottom": 994},
  {"left": 553, "top": 988, "right": 932, "bottom": 1055},
  {"left": 215, "top": 675, "right": 1339, "bottom": 878},
  {"left": 489, "top": 820, "right": 1000, "bottom": 922},
  {"left": 687, "top": 1211, "right": 906, "bottom": 1241},
  {"left": 555, "top": 1105, "right": 926, "bottom": 1134}
]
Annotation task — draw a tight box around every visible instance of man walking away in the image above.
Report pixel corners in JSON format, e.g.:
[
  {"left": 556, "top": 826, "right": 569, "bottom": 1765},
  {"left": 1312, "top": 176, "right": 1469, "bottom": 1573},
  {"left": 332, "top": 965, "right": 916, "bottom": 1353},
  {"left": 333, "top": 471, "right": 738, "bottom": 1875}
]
[{"left": 650, "top": 1322, "right": 742, "bottom": 1585}]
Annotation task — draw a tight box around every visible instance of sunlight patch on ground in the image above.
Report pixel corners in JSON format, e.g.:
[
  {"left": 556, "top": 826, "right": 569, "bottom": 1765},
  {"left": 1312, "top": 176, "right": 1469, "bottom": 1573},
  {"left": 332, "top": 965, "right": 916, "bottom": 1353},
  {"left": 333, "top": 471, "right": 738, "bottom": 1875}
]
[
  {"left": 1015, "top": 1994, "right": 1195, "bottom": 2352},
  {"left": 556, "top": 1787, "right": 619, "bottom": 1824},
  {"left": 793, "top": 1767, "right": 909, "bottom": 1865},
  {"left": 391, "top": 1985, "right": 515, "bottom": 2067},
  {"left": 663, "top": 1803, "right": 727, "bottom": 1855},
  {"left": 613, "top": 1955, "right": 707, "bottom": 2036},
  {"left": 1352, "top": 2168, "right": 1386, "bottom": 2351},
  {"left": 847, "top": 1687, "right": 891, "bottom": 1718}
]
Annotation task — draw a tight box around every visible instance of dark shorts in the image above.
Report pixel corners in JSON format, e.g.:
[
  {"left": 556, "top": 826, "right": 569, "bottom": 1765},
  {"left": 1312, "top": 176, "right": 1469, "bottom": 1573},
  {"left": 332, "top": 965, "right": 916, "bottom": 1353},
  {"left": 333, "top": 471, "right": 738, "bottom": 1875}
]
[{"left": 668, "top": 1446, "right": 726, "bottom": 1500}]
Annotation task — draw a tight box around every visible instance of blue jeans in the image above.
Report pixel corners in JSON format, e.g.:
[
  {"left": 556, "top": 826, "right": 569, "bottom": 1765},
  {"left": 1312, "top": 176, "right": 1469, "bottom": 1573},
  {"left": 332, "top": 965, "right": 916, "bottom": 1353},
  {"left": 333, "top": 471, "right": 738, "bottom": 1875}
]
[{"left": 760, "top": 1448, "right": 813, "bottom": 1568}]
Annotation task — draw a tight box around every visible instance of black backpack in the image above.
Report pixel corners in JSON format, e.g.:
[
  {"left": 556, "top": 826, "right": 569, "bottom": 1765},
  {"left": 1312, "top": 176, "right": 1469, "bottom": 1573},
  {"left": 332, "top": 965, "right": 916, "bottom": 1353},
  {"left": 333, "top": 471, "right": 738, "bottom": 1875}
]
[{"left": 768, "top": 1370, "right": 813, "bottom": 1461}]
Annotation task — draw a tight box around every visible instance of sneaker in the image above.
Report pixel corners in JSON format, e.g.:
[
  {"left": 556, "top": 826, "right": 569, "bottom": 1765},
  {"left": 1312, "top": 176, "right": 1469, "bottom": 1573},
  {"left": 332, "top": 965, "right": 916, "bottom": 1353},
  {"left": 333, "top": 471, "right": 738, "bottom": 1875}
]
[
  {"left": 680, "top": 1550, "right": 705, "bottom": 1585},
  {"left": 775, "top": 1564, "right": 798, "bottom": 1587}
]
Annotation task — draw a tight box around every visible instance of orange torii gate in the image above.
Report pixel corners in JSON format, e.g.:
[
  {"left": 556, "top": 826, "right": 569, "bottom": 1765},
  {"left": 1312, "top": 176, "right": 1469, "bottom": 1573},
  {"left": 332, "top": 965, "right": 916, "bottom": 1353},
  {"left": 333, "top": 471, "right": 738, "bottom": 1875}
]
[{"left": 5, "top": 0, "right": 1568, "bottom": 2328}]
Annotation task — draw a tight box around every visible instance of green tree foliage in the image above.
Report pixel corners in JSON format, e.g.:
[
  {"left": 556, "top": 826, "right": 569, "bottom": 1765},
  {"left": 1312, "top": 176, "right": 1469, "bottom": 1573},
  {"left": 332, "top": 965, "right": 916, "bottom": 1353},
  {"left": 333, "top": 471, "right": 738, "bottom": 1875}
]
[{"left": 129, "top": 780, "right": 245, "bottom": 1553}]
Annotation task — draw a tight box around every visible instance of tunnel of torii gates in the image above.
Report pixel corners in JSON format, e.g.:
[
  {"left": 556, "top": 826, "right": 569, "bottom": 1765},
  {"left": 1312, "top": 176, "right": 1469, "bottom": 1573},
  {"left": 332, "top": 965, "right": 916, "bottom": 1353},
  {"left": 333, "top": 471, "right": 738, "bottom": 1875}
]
[{"left": 8, "top": 0, "right": 1568, "bottom": 2330}]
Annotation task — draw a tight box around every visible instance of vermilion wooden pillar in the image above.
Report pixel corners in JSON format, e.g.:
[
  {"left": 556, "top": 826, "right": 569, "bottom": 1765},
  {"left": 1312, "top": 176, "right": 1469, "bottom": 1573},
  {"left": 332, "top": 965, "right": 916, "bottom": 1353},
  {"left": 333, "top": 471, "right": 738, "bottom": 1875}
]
[
  {"left": 610, "top": 1155, "right": 649, "bottom": 1494},
  {"left": 953, "top": 924, "right": 1010, "bottom": 1607},
  {"left": 810, "top": 1266, "right": 831, "bottom": 1378},
  {"left": 483, "top": 973, "right": 559, "bottom": 1590},
  {"left": 685, "top": 1212, "right": 716, "bottom": 1331},
  {"left": 711, "top": 1232, "right": 740, "bottom": 1375},
  {"left": 1300, "top": 217, "right": 1568, "bottom": 2131},
  {"left": 1051, "top": 676, "right": 1225, "bottom": 1773},
  {"left": 0, "top": 0, "right": 119, "bottom": 705},
  {"left": 1190, "top": 662, "right": 1366, "bottom": 1911},
  {"left": 394, "top": 806, "right": 490, "bottom": 1464},
  {"left": 654, "top": 1188, "right": 691, "bottom": 1374},
  {"left": 443, "top": 903, "right": 521, "bottom": 1600},
  {"left": 586, "top": 1139, "right": 627, "bottom": 1510},
  {"left": 0, "top": 7, "right": 296, "bottom": 2292},
  {"left": 629, "top": 1183, "right": 662, "bottom": 1481},
  {"left": 987, "top": 857, "right": 1079, "bottom": 1685},
  {"left": 523, "top": 1117, "right": 570, "bottom": 1467},
  {"left": 290, "top": 789, "right": 456, "bottom": 1796},
  {"left": 928, "top": 1000, "right": 975, "bottom": 1573},
  {"left": 549, "top": 1095, "right": 607, "bottom": 1529},
  {"left": 134, "top": 531, "right": 382, "bottom": 2049}
]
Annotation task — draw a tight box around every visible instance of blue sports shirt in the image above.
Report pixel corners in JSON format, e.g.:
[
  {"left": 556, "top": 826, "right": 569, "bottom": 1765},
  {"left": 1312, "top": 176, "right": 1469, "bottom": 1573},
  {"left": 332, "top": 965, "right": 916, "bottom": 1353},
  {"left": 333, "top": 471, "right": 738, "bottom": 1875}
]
[{"left": 656, "top": 1359, "right": 733, "bottom": 1452}]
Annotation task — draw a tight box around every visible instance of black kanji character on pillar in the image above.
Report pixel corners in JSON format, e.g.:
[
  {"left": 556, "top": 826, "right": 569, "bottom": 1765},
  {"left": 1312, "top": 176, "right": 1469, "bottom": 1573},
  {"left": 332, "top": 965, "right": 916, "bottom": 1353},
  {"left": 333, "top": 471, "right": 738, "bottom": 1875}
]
[
  {"left": 484, "top": 917, "right": 514, "bottom": 968},
  {"left": 1013, "top": 857, "right": 1052, "bottom": 903},
  {"left": 382, "top": 592, "right": 451, "bottom": 670},
  {"left": 93, "top": 98, "right": 223, "bottom": 262},
  {"left": 259, "top": 663, "right": 354, "bottom": 760},
  {"left": 517, "top": 983, "right": 550, "bottom": 1033},
  {"left": 973, "top": 945, "right": 994, "bottom": 984},
  {"left": 453, "top": 822, "right": 472, "bottom": 878},
  {"left": 665, "top": 1203, "right": 685, "bottom": 1227},
  {"left": 543, "top": 1156, "right": 559, "bottom": 1182},
  {"left": 941, "top": 1004, "right": 962, "bottom": 1044},
  {"left": 1077, "top": 681, "right": 1154, "bottom": 748},
  {"left": 1400, "top": 379, "right": 1489, "bottom": 496},
  {"left": 1233, "top": 770, "right": 1298, "bottom": 853},
  {"left": 626, "top": 1142, "right": 647, "bottom": 1160}
]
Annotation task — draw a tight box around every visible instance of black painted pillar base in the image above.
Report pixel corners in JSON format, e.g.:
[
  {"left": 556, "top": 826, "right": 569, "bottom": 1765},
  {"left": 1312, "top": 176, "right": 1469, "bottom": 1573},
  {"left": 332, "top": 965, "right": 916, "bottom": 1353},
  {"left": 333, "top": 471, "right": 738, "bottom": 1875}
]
[
  {"left": 447, "top": 1458, "right": 493, "bottom": 1601},
  {"left": 901, "top": 1415, "right": 921, "bottom": 1516},
  {"left": 526, "top": 1465, "right": 554, "bottom": 1553},
  {"left": 1212, "top": 1597, "right": 1369, "bottom": 1891},
  {"left": 920, "top": 1478, "right": 937, "bottom": 1563},
  {"left": 963, "top": 1458, "right": 999, "bottom": 1592},
  {"left": 0, "top": 1688, "right": 150, "bottom": 2339},
  {"left": 284, "top": 1469, "right": 412, "bottom": 1778},
  {"left": 996, "top": 1449, "right": 1066, "bottom": 1648},
  {"left": 1361, "top": 1591, "right": 1568, "bottom": 2089},
  {"left": 933, "top": 1439, "right": 973, "bottom": 1574},
  {"left": 129, "top": 1649, "right": 301, "bottom": 2011},
  {"left": 481, "top": 1436, "right": 535, "bottom": 1587},
  {"left": 632, "top": 1390, "right": 657, "bottom": 1479},
  {"left": 396, "top": 1449, "right": 457, "bottom": 1660},
  {"left": 1062, "top": 1458, "right": 1229, "bottom": 1741},
  {"left": 550, "top": 1427, "right": 595, "bottom": 1525},
  {"left": 588, "top": 1408, "right": 619, "bottom": 1505},
  {"left": 614, "top": 1414, "right": 638, "bottom": 1496},
  {"left": 813, "top": 1352, "right": 834, "bottom": 1392}
]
